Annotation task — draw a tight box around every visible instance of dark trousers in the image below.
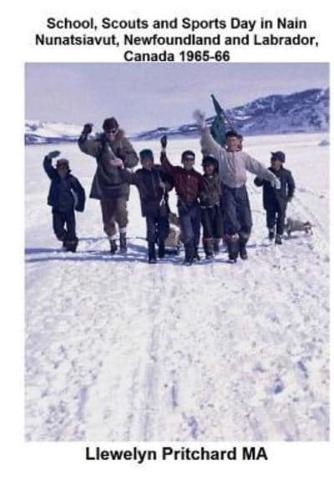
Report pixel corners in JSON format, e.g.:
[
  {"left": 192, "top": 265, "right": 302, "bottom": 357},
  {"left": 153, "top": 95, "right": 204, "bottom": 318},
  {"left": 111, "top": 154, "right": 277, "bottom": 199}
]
[
  {"left": 52, "top": 210, "right": 77, "bottom": 242},
  {"left": 178, "top": 201, "right": 201, "bottom": 248},
  {"left": 266, "top": 202, "right": 286, "bottom": 235},
  {"left": 146, "top": 214, "right": 170, "bottom": 244},
  {"left": 201, "top": 205, "right": 224, "bottom": 239},
  {"left": 222, "top": 185, "right": 252, "bottom": 241}
]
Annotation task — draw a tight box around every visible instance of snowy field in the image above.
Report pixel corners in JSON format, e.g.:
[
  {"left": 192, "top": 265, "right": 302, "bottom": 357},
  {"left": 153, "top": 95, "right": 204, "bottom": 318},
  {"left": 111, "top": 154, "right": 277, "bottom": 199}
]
[{"left": 25, "top": 133, "right": 329, "bottom": 441}]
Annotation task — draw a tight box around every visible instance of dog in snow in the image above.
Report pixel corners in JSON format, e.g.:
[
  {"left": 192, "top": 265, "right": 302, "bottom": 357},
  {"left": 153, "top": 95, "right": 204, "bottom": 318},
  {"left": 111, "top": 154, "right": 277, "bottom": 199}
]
[{"left": 285, "top": 217, "right": 313, "bottom": 238}]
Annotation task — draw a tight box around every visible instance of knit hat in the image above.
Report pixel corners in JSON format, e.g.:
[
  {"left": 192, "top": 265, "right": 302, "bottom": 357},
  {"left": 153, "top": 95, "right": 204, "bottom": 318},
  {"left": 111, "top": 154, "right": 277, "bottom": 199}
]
[
  {"left": 271, "top": 151, "right": 285, "bottom": 163},
  {"left": 139, "top": 149, "right": 154, "bottom": 161},
  {"left": 225, "top": 130, "right": 239, "bottom": 139},
  {"left": 202, "top": 154, "right": 219, "bottom": 170},
  {"left": 56, "top": 158, "right": 69, "bottom": 168}
]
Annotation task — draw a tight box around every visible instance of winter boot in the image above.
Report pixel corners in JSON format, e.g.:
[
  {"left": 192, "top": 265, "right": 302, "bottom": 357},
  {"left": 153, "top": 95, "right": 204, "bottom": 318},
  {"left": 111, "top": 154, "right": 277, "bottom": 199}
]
[
  {"left": 64, "top": 239, "right": 78, "bottom": 253},
  {"left": 194, "top": 247, "right": 201, "bottom": 261},
  {"left": 227, "top": 235, "right": 239, "bottom": 263},
  {"left": 268, "top": 228, "right": 275, "bottom": 241},
  {"left": 275, "top": 234, "right": 282, "bottom": 245},
  {"left": 158, "top": 241, "right": 165, "bottom": 259},
  {"left": 119, "top": 231, "right": 127, "bottom": 254},
  {"left": 148, "top": 243, "right": 157, "bottom": 263},
  {"left": 203, "top": 238, "right": 214, "bottom": 260},
  {"left": 239, "top": 237, "right": 248, "bottom": 260},
  {"left": 213, "top": 238, "right": 220, "bottom": 255},
  {"left": 183, "top": 244, "right": 194, "bottom": 266},
  {"left": 109, "top": 238, "right": 118, "bottom": 254}
]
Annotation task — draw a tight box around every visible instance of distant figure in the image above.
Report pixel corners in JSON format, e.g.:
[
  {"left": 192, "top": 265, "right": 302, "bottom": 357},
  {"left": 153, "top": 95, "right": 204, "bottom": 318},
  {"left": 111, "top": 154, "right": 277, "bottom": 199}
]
[
  {"left": 254, "top": 151, "right": 295, "bottom": 245},
  {"left": 43, "top": 150, "right": 85, "bottom": 252},
  {"left": 194, "top": 110, "right": 280, "bottom": 262},
  {"left": 78, "top": 117, "right": 139, "bottom": 254}
]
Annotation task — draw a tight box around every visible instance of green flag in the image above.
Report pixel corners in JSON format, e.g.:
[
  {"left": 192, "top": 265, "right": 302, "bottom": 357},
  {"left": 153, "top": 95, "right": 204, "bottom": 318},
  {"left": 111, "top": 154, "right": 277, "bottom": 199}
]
[{"left": 210, "top": 94, "right": 227, "bottom": 147}]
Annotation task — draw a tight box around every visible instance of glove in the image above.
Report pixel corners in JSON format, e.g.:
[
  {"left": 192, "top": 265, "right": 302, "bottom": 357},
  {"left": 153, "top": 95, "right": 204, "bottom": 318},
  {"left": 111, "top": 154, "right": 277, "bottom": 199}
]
[
  {"left": 82, "top": 123, "right": 93, "bottom": 135},
  {"left": 47, "top": 150, "right": 61, "bottom": 159},
  {"left": 160, "top": 135, "right": 167, "bottom": 149},
  {"left": 193, "top": 109, "right": 206, "bottom": 130},
  {"left": 271, "top": 177, "right": 281, "bottom": 190}
]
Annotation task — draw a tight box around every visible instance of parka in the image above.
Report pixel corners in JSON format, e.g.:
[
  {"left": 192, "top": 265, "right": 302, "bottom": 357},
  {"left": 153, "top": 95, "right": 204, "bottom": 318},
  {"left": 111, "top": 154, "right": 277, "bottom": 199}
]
[
  {"left": 78, "top": 130, "right": 139, "bottom": 200},
  {"left": 43, "top": 156, "right": 86, "bottom": 213}
]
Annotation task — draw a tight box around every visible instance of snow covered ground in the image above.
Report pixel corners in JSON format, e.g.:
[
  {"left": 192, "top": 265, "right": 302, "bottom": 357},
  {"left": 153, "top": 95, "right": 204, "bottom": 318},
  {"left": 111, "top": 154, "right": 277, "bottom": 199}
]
[{"left": 25, "top": 133, "right": 329, "bottom": 441}]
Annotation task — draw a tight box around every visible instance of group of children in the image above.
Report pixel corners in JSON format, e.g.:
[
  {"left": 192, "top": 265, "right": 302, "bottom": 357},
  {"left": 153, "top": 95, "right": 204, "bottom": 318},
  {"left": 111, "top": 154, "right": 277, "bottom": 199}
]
[{"left": 43, "top": 115, "right": 296, "bottom": 264}]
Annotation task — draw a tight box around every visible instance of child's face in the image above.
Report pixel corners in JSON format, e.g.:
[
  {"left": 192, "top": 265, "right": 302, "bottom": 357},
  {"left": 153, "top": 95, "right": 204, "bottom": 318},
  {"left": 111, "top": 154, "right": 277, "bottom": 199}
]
[
  {"left": 182, "top": 157, "right": 195, "bottom": 170},
  {"left": 271, "top": 159, "right": 283, "bottom": 170},
  {"left": 141, "top": 157, "right": 154, "bottom": 169},
  {"left": 56, "top": 164, "right": 69, "bottom": 178},
  {"left": 226, "top": 136, "right": 240, "bottom": 152},
  {"left": 204, "top": 164, "right": 215, "bottom": 175}
]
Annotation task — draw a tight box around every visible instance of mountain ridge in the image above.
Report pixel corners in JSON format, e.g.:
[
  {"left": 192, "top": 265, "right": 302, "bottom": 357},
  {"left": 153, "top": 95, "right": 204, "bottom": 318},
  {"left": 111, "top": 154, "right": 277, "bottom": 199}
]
[{"left": 25, "top": 87, "right": 329, "bottom": 145}]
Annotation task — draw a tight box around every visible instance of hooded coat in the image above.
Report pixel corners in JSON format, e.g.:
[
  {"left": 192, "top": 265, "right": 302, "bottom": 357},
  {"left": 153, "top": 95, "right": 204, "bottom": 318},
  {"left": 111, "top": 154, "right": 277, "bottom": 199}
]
[{"left": 78, "top": 130, "right": 139, "bottom": 200}]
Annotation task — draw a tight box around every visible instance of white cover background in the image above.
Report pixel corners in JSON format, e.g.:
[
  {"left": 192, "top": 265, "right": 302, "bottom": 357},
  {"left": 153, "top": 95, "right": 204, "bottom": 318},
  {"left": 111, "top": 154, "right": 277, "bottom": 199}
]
[{"left": 1, "top": 0, "right": 333, "bottom": 498}]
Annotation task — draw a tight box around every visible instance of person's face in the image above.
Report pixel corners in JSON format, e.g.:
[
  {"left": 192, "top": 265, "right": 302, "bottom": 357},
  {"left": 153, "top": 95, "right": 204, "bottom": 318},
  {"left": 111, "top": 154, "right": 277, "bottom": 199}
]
[
  {"left": 182, "top": 156, "right": 195, "bottom": 170},
  {"left": 226, "top": 136, "right": 240, "bottom": 152},
  {"left": 56, "top": 163, "right": 69, "bottom": 178},
  {"left": 271, "top": 159, "right": 283, "bottom": 170},
  {"left": 141, "top": 157, "right": 154, "bottom": 169},
  {"left": 204, "top": 164, "right": 215, "bottom": 175},
  {"left": 105, "top": 128, "right": 119, "bottom": 141}
]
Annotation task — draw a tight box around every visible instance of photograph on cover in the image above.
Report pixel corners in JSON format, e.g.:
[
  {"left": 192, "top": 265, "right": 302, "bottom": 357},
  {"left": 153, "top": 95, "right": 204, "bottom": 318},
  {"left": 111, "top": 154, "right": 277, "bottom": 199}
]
[{"left": 25, "top": 63, "right": 329, "bottom": 441}]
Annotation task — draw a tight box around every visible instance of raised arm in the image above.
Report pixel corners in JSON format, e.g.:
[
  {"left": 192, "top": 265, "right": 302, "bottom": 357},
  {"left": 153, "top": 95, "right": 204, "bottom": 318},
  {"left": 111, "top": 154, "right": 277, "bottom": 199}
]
[
  {"left": 159, "top": 136, "right": 176, "bottom": 176},
  {"left": 43, "top": 151, "right": 60, "bottom": 179},
  {"left": 78, "top": 123, "right": 101, "bottom": 158},
  {"left": 193, "top": 109, "right": 225, "bottom": 159}
]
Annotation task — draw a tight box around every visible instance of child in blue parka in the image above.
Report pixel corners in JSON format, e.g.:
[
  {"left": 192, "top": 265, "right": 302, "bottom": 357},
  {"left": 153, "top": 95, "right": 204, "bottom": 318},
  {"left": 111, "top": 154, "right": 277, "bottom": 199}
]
[{"left": 43, "top": 150, "right": 86, "bottom": 252}]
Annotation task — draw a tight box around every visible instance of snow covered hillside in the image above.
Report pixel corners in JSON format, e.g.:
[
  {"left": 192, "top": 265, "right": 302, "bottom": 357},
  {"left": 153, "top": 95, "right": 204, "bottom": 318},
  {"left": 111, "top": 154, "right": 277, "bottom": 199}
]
[
  {"left": 134, "top": 88, "right": 329, "bottom": 140},
  {"left": 25, "top": 133, "right": 329, "bottom": 441},
  {"left": 25, "top": 120, "right": 82, "bottom": 145},
  {"left": 25, "top": 88, "right": 329, "bottom": 145}
]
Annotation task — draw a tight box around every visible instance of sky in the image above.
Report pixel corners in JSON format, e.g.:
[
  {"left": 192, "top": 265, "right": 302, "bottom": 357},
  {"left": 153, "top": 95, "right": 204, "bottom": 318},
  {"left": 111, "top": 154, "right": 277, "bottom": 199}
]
[{"left": 25, "top": 63, "right": 329, "bottom": 133}]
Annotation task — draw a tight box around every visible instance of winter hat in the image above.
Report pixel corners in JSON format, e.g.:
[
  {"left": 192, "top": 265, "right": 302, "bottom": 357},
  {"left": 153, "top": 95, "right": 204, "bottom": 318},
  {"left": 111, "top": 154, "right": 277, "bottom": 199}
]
[
  {"left": 271, "top": 151, "right": 285, "bottom": 163},
  {"left": 202, "top": 154, "right": 219, "bottom": 170},
  {"left": 181, "top": 150, "right": 196, "bottom": 161},
  {"left": 139, "top": 149, "right": 154, "bottom": 161},
  {"left": 56, "top": 158, "right": 70, "bottom": 168},
  {"left": 225, "top": 130, "right": 239, "bottom": 139},
  {"left": 102, "top": 117, "right": 119, "bottom": 131}
]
